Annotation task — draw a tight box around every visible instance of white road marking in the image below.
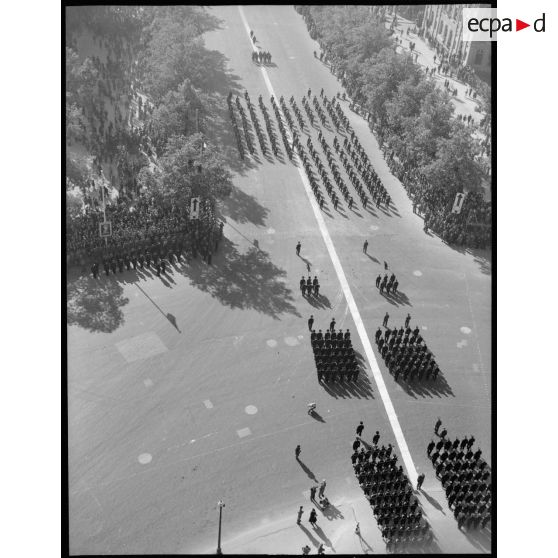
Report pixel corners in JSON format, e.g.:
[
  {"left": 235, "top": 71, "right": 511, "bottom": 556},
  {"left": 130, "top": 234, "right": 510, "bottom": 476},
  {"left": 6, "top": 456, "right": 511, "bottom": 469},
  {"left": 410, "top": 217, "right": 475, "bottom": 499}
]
[
  {"left": 237, "top": 427, "right": 252, "bottom": 438},
  {"left": 138, "top": 453, "right": 152, "bottom": 464},
  {"left": 266, "top": 339, "right": 278, "bottom": 347},
  {"left": 238, "top": 5, "right": 418, "bottom": 486},
  {"left": 284, "top": 336, "right": 300, "bottom": 346},
  {"left": 463, "top": 274, "right": 489, "bottom": 396},
  {"left": 413, "top": 270, "right": 423, "bottom": 277},
  {"left": 245, "top": 405, "right": 258, "bottom": 415},
  {"left": 203, "top": 399, "right": 214, "bottom": 409},
  {"left": 116, "top": 332, "right": 167, "bottom": 363},
  {"left": 460, "top": 326, "right": 472, "bottom": 334}
]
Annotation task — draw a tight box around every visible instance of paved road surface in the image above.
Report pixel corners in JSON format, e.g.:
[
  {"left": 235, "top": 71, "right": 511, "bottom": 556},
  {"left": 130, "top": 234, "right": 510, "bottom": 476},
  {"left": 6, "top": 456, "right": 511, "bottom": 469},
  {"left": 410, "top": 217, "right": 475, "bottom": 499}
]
[{"left": 68, "top": 5, "right": 491, "bottom": 554}]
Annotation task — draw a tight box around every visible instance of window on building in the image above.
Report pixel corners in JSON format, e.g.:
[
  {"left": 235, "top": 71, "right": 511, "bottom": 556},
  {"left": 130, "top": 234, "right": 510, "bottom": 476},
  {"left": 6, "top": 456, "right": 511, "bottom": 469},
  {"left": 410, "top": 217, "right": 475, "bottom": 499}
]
[{"left": 474, "top": 49, "right": 484, "bottom": 65}]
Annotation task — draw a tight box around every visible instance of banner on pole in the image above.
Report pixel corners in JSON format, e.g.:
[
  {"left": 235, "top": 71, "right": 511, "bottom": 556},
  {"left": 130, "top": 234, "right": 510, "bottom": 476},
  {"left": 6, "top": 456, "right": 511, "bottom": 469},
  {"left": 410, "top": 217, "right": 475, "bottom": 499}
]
[
  {"left": 451, "top": 192, "right": 467, "bottom": 214},
  {"left": 190, "top": 197, "right": 200, "bottom": 219},
  {"left": 99, "top": 221, "right": 112, "bottom": 237}
]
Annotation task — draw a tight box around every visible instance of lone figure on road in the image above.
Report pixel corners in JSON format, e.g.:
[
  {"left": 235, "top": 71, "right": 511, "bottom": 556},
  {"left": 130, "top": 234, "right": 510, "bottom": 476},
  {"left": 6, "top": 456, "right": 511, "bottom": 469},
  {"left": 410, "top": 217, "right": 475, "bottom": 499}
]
[
  {"left": 295, "top": 445, "right": 301, "bottom": 459},
  {"left": 434, "top": 417, "right": 442, "bottom": 435},
  {"left": 383, "top": 312, "right": 389, "bottom": 327},
  {"left": 363, "top": 239, "right": 368, "bottom": 253},
  {"left": 308, "top": 315, "right": 314, "bottom": 331},
  {"left": 296, "top": 241, "right": 301, "bottom": 256},
  {"left": 310, "top": 485, "right": 317, "bottom": 501},
  {"left": 309, "top": 508, "right": 318, "bottom": 527},
  {"left": 356, "top": 421, "right": 364, "bottom": 437},
  {"left": 297, "top": 506, "right": 304, "bottom": 524},
  {"left": 417, "top": 473, "right": 425, "bottom": 491},
  {"left": 405, "top": 313, "right": 411, "bottom": 328}
]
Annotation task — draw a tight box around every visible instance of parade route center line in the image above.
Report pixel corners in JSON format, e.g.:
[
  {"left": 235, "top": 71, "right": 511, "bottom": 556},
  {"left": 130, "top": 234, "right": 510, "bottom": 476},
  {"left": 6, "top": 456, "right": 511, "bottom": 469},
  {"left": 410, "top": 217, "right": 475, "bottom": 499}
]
[{"left": 238, "top": 5, "right": 418, "bottom": 486}]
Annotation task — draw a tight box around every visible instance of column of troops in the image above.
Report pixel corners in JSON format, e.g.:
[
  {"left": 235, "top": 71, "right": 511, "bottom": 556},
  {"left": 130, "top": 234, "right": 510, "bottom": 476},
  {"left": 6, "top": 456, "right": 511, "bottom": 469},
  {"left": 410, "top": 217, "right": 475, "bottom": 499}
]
[
  {"left": 375, "top": 324, "right": 441, "bottom": 383},
  {"left": 427, "top": 434, "right": 491, "bottom": 532},
  {"left": 351, "top": 433, "right": 434, "bottom": 552},
  {"left": 227, "top": 92, "right": 245, "bottom": 159},
  {"left": 236, "top": 94, "right": 255, "bottom": 155},
  {"left": 245, "top": 91, "right": 268, "bottom": 156},
  {"left": 258, "top": 95, "right": 280, "bottom": 157},
  {"left": 310, "top": 325, "right": 361, "bottom": 383},
  {"left": 270, "top": 95, "right": 293, "bottom": 159}
]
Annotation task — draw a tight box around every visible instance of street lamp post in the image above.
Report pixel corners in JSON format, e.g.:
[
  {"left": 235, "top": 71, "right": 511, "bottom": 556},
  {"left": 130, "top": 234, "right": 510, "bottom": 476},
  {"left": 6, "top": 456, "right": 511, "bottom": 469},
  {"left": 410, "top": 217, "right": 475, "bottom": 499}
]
[{"left": 216, "top": 500, "right": 225, "bottom": 555}]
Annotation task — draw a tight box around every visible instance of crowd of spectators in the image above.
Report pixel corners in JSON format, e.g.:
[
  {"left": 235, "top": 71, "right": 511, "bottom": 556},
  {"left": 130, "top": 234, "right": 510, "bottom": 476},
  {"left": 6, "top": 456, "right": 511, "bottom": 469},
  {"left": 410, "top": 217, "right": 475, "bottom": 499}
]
[{"left": 67, "top": 193, "right": 220, "bottom": 269}]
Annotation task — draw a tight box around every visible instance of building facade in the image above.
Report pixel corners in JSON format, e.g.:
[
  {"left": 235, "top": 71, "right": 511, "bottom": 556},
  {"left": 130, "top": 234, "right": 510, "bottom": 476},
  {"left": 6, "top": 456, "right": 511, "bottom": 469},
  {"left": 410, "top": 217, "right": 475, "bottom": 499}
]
[{"left": 421, "top": 4, "right": 491, "bottom": 82}]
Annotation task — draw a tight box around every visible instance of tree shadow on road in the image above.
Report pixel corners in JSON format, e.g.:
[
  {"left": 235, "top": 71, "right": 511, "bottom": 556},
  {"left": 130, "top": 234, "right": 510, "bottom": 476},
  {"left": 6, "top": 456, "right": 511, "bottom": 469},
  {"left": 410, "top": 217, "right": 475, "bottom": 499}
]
[
  {"left": 182, "top": 238, "right": 300, "bottom": 319},
  {"left": 219, "top": 184, "right": 270, "bottom": 227},
  {"left": 193, "top": 46, "right": 255, "bottom": 177},
  {"left": 67, "top": 274, "right": 129, "bottom": 333}
]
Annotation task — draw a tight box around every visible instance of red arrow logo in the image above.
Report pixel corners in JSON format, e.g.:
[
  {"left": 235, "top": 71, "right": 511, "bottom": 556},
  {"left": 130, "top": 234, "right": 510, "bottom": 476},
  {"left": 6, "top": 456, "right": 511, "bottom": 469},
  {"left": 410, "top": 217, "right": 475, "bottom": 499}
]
[{"left": 516, "top": 19, "right": 530, "bottom": 31}]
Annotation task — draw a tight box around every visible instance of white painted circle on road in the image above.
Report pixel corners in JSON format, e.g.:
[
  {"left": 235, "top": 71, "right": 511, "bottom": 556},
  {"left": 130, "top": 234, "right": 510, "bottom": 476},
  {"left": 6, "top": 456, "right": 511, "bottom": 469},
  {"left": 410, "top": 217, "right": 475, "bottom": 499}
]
[
  {"left": 297, "top": 335, "right": 304, "bottom": 340},
  {"left": 245, "top": 405, "right": 258, "bottom": 415},
  {"left": 267, "top": 227, "right": 275, "bottom": 234},
  {"left": 369, "top": 225, "right": 379, "bottom": 231},
  {"left": 267, "top": 339, "right": 278, "bottom": 348},
  {"left": 138, "top": 453, "right": 152, "bottom": 465},
  {"left": 413, "top": 270, "right": 423, "bottom": 277},
  {"left": 421, "top": 326, "right": 428, "bottom": 330},
  {"left": 460, "top": 326, "right": 472, "bottom": 335},
  {"left": 143, "top": 378, "right": 153, "bottom": 387},
  {"left": 284, "top": 336, "right": 300, "bottom": 346}
]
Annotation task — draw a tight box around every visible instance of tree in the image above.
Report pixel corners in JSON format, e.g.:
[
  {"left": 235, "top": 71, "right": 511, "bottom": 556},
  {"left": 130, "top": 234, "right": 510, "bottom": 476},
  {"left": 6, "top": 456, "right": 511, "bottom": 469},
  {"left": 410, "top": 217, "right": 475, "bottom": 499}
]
[
  {"left": 66, "top": 151, "right": 95, "bottom": 191},
  {"left": 149, "top": 79, "right": 209, "bottom": 149},
  {"left": 359, "top": 48, "right": 418, "bottom": 125},
  {"left": 154, "top": 133, "right": 232, "bottom": 205},
  {"left": 142, "top": 8, "right": 214, "bottom": 101},
  {"left": 423, "top": 123, "right": 483, "bottom": 194}
]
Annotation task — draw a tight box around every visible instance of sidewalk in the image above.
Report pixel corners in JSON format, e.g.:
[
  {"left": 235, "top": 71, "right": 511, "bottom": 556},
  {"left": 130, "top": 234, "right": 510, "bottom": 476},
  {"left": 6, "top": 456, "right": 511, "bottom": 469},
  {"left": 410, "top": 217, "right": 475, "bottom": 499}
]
[
  {"left": 190, "top": 494, "right": 384, "bottom": 555},
  {"left": 189, "top": 484, "right": 487, "bottom": 555},
  {"left": 387, "top": 15, "right": 487, "bottom": 128}
]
